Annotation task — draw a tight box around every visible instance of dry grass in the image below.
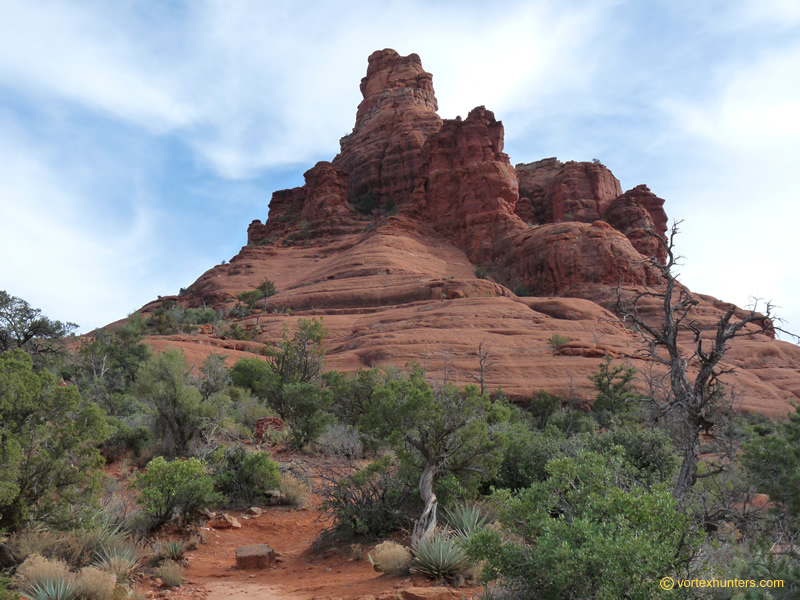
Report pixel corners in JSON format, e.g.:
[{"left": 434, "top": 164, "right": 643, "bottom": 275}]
[
  {"left": 14, "top": 554, "right": 72, "bottom": 590},
  {"left": 73, "top": 567, "right": 116, "bottom": 600},
  {"left": 279, "top": 473, "right": 310, "bottom": 508},
  {"left": 15, "top": 554, "right": 119, "bottom": 600},
  {"left": 155, "top": 561, "right": 183, "bottom": 587},
  {"left": 368, "top": 541, "right": 411, "bottom": 576}
]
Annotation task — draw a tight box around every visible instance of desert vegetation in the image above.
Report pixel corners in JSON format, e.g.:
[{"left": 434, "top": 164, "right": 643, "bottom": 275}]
[{"left": 0, "top": 288, "right": 798, "bottom": 600}]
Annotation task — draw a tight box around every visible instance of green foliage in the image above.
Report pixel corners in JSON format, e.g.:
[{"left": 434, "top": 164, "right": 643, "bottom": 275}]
[
  {"left": 280, "top": 382, "right": 334, "bottom": 447},
  {"left": 238, "top": 279, "right": 277, "bottom": 311},
  {"left": 529, "top": 389, "right": 561, "bottom": 429},
  {"left": 134, "top": 349, "right": 226, "bottom": 457},
  {"left": 0, "top": 575, "right": 18, "bottom": 600},
  {"left": 741, "top": 404, "right": 800, "bottom": 520},
  {"left": 512, "top": 285, "right": 530, "bottom": 297},
  {"left": 443, "top": 504, "right": 487, "bottom": 541},
  {"left": 412, "top": 534, "right": 469, "bottom": 582},
  {"left": 0, "top": 349, "right": 111, "bottom": 531},
  {"left": 361, "top": 368, "right": 506, "bottom": 496},
  {"left": 143, "top": 300, "right": 218, "bottom": 335},
  {"left": 208, "top": 444, "right": 281, "bottom": 508},
  {"left": 92, "top": 545, "right": 142, "bottom": 584},
  {"left": 323, "top": 367, "right": 385, "bottom": 428},
  {"left": 224, "top": 323, "right": 252, "bottom": 341},
  {"left": 487, "top": 424, "right": 573, "bottom": 492},
  {"left": 319, "top": 455, "right": 409, "bottom": 541},
  {"left": 474, "top": 266, "right": 488, "bottom": 280},
  {"left": 0, "top": 291, "right": 77, "bottom": 359},
  {"left": 383, "top": 196, "right": 397, "bottom": 215},
  {"left": 259, "top": 318, "right": 327, "bottom": 418},
  {"left": 298, "top": 219, "right": 311, "bottom": 241},
  {"left": 589, "top": 355, "right": 641, "bottom": 425},
  {"left": 134, "top": 457, "right": 222, "bottom": 527},
  {"left": 728, "top": 539, "right": 799, "bottom": 600},
  {"left": 25, "top": 578, "right": 75, "bottom": 600},
  {"left": 237, "top": 290, "right": 262, "bottom": 309},
  {"left": 352, "top": 191, "right": 377, "bottom": 213},
  {"left": 548, "top": 334, "right": 570, "bottom": 348},
  {"left": 230, "top": 357, "right": 271, "bottom": 396},
  {"left": 73, "top": 325, "right": 150, "bottom": 416},
  {"left": 468, "top": 450, "right": 698, "bottom": 599},
  {"left": 585, "top": 427, "right": 678, "bottom": 488}
]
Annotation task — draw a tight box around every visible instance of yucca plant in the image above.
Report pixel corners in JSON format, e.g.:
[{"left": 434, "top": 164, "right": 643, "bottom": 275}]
[
  {"left": 25, "top": 578, "right": 76, "bottom": 600},
  {"left": 443, "top": 504, "right": 488, "bottom": 541},
  {"left": 93, "top": 545, "right": 142, "bottom": 584},
  {"left": 411, "top": 534, "right": 469, "bottom": 581},
  {"left": 163, "top": 540, "right": 186, "bottom": 562}
]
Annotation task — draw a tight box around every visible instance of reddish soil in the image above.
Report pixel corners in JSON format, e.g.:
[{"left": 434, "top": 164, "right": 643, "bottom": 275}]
[{"left": 152, "top": 507, "right": 470, "bottom": 600}]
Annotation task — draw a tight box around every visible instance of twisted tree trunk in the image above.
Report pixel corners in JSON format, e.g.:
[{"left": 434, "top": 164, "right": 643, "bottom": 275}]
[{"left": 411, "top": 463, "right": 437, "bottom": 547}]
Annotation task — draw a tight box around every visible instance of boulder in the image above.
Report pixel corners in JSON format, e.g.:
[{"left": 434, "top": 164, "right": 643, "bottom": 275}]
[
  {"left": 207, "top": 513, "right": 241, "bottom": 529},
  {"left": 235, "top": 544, "right": 276, "bottom": 570}
]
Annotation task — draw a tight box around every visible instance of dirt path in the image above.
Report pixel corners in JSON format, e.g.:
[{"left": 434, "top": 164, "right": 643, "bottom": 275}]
[{"left": 166, "top": 507, "right": 466, "bottom": 600}]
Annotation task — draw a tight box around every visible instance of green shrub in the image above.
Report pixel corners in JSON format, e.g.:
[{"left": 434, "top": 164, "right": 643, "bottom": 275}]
[
  {"left": 319, "top": 455, "right": 408, "bottom": 541},
  {"left": 513, "top": 285, "right": 530, "bottom": 297},
  {"left": 474, "top": 266, "right": 489, "bottom": 280},
  {"left": 0, "top": 575, "right": 18, "bottom": 600},
  {"left": 585, "top": 427, "right": 678, "bottom": 487},
  {"left": 529, "top": 389, "right": 561, "bottom": 429},
  {"left": 352, "top": 191, "right": 377, "bottom": 213},
  {"left": 208, "top": 445, "right": 280, "bottom": 508},
  {"left": 0, "top": 350, "right": 111, "bottom": 531},
  {"left": 547, "top": 334, "right": 570, "bottom": 348},
  {"left": 238, "top": 290, "right": 262, "bottom": 309},
  {"left": 487, "top": 424, "right": 571, "bottom": 491},
  {"left": 280, "top": 382, "right": 334, "bottom": 448},
  {"left": 134, "top": 349, "right": 223, "bottom": 458},
  {"left": 224, "top": 323, "right": 252, "bottom": 341},
  {"left": 133, "top": 457, "right": 222, "bottom": 528},
  {"left": 468, "top": 450, "right": 699, "bottom": 598},
  {"left": 589, "top": 356, "right": 640, "bottom": 426}
]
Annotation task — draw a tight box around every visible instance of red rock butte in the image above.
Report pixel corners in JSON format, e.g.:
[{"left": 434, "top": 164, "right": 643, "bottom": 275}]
[{"left": 137, "top": 49, "right": 799, "bottom": 417}]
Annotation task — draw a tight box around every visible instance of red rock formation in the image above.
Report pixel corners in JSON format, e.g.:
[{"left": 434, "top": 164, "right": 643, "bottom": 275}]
[
  {"left": 129, "top": 49, "right": 800, "bottom": 419},
  {"left": 516, "top": 159, "right": 622, "bottom": 224},
  {"left": 507, "top": 221, "right": 660, "bottom": 297},
  {"left": 605, "top": 185, "right": 668, "bottom": 262},
  {"left": 247, "top": 162, "right": 359, "bottom": 244},
  {"left": 332, "top": 49, "right": 442, "bottom": 206},
  {"left": 411, "top": 106, "right": 522, "bottom": 265}
]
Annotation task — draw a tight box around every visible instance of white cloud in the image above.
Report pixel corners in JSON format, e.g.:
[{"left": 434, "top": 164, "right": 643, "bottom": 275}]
[{"left": 0, "top": 0, "right": 195, "bottom": 132}]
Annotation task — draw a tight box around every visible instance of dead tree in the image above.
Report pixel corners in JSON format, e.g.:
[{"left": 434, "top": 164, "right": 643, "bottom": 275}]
[
  {"left": 617, "top": 222, "right": 781, "bottom": 500},
  {"left": 463, "top": 339, "right": 495, "bottom": 395}
]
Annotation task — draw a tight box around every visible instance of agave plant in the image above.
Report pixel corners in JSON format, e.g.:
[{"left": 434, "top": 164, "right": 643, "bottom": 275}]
[
  {"left": 411, "top": 534, "right": 469, "bottom": 581},
  {"left": 164, "top": 540, "right": 186, "bottom": 562},
  {"left": 93, "top": 545, "right": 143, "bottom": 584},
  {"left": 25, "top": 578, "right": 76, "bottom": 600},
  {"left": 443, "top": 504, "right": 488, "bottom": 541}
]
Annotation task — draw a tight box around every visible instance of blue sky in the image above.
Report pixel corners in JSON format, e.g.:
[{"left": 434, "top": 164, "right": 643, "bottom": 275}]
[{"left": 1, "top": 0, "right": 798, "bottom": 338}]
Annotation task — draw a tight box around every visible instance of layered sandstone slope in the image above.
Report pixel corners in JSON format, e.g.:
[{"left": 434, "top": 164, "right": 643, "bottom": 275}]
[{"left": 139, "top": 49, "right": 799, "bottom": 416}]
